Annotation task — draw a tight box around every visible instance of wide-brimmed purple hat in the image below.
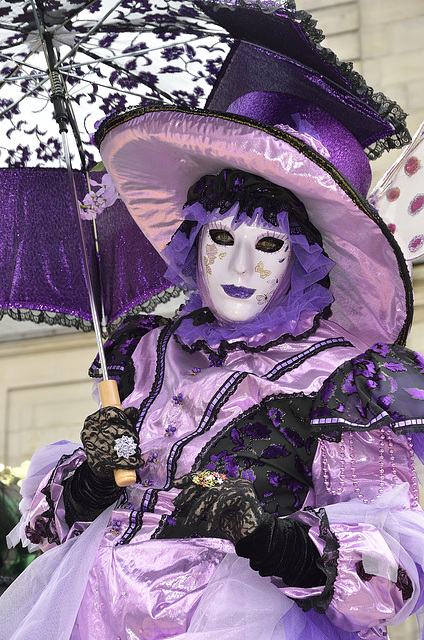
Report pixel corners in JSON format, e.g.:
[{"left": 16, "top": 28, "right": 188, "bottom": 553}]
[{"left": 95, "top": 0, "right": 413, "bottom": 348}]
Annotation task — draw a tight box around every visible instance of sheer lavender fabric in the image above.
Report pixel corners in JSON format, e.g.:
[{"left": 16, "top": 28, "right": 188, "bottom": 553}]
[
  {"left": 0, "top": 505, "right": 114, "bottom": 640},
  {"left": 0, "top": 168, "right": 171, "bottom": 331},
  {"left": 185, "top": 554, "right": 362, "bottom": 640}
]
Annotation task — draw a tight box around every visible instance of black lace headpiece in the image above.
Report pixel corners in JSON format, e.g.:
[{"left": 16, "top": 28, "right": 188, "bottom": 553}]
[{"left": 185, "top": 168, "right": 322, "bottom": 248}]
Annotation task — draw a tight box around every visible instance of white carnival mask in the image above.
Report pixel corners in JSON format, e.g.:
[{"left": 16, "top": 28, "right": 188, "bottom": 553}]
[{"left": 199, "top": 214, "right": 292, "bottom": 323}]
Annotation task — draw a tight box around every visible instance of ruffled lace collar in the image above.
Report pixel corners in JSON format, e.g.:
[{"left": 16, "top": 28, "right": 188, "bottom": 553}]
[{"left": 171, "top": 295, "right": 332, "bottom": 356}]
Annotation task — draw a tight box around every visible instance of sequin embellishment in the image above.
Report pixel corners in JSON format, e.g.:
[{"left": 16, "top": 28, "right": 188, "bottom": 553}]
[{"left": 114, "top": 435, "right": 137, "bottom": 458}]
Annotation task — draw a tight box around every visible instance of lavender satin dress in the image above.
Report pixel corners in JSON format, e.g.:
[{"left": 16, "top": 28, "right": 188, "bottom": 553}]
[{"left": 2, "top": 317, "right": 424, "bottom": 640}]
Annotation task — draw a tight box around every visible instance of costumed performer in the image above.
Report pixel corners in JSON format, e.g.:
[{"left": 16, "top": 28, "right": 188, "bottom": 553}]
[{"left": 1, "top": 2, "right": 424, "bottom": 640}]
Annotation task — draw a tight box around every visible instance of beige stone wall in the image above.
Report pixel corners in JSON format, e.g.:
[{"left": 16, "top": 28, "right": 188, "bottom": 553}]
[{"left": 0, "top": 332, "right": 97, "bottom": 467}]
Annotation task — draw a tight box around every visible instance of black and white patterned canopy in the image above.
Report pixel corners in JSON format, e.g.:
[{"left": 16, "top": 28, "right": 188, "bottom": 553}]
[{"left": 0, "top": 0, "right": 230, "bottom": 168}]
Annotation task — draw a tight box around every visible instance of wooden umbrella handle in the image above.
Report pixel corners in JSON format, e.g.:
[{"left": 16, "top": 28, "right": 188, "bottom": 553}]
[{"left": 98, "top": 379, "right": 137, "bottom": 488}]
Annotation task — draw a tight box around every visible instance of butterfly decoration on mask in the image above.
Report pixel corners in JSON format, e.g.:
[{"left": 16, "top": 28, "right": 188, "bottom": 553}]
[
  {"left": 255, "top": 261, "right": 272, "bottom": 279},
  {"left": 256, "top": 293, "right": 268, "bottom": 305},
  {"left": 206, "top": 244, "right": 218, "bottom": 261},
  {"left": 204, "top": 244, "right": 219, "bottom": 274}
]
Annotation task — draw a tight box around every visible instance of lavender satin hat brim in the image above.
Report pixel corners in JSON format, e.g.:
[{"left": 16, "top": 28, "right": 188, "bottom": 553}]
[{"left": 97, "top": 106, "right": 412, "bottom": 346}]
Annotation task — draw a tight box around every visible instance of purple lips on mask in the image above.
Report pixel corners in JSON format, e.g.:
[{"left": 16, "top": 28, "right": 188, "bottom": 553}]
[{"left": 222, "top": 285, "right": 256, "bottom": 299}]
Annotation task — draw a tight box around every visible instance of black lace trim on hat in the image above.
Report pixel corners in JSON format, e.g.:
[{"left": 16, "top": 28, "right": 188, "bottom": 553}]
[
  {"left": 286, "top": 4, "right": 411, "bottom": 158},
  {"left": 200, "top": 0, "right": 410, "bottom": 158}
]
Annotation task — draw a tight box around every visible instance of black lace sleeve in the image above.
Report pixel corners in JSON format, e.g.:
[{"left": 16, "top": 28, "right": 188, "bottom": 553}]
[{"left": 89, "top": 314, "right": 166, "bottom": 401}]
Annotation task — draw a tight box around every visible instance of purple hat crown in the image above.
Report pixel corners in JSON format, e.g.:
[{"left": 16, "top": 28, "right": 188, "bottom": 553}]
[{"left": 200, "top": 0, "right": 411, "bottom": 195}]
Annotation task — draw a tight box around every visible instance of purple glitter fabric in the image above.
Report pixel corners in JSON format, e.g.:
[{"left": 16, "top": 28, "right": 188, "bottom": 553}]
[{"left": 0, "top": 168, "right": 171, "bottom": 330}]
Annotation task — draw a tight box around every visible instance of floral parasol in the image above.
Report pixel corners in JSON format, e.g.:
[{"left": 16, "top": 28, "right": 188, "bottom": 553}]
[{"left": 0, "top": 0, "right": 232, "bottom": 335}]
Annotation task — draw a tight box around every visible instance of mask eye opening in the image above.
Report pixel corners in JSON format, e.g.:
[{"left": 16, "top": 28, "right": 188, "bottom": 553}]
[
  {"left": 209, "top": 228, "right": 234, "bottom": 246},
  {"left": 255, "top": 236, "right": 285, "bottom": 253}
]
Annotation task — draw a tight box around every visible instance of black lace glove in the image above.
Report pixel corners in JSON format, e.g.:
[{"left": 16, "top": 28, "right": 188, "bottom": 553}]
[
  {"left": 173, "top": 472, "right": 325, "bottom": 589},
  {"left": 173, "top": 473, "right": 264, "bottom": 544},
  {"left": 63, "top": 406, "right": 143, "bottom": 527},
  {"left": 81, "top": 406, "right": 143, "bottom": 478}
]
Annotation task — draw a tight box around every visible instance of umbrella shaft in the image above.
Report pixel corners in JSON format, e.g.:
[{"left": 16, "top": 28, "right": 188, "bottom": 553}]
[
  {"left": 36, "top": 15, "right": 108, "bottom": 377},
  {"left": 50, "top": 70, "right": 68, "bottom": 133},
  {"left": 61, "top": 130, "right": 109, "bottom": 380},
  {"left": 43, "top": 32, "right": 68, "bottom": 134}
]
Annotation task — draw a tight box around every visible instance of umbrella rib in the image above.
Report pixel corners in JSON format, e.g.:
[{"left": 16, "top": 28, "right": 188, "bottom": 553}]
[
  {"left": 64, "top": 45, "right": 174, "bottom": 102},
  {"left": 0, "top": 4, "right": 51, "bottom": 114},
  {"left": 0, "top": 23, "right": 30, "bottom": 34},
  {"left": 1, "top": 72, "right": 47, "bottom": 82},
  {"left": 53, "top": 0, "right": 126, "bottom": 68},
  {"left": 0, "top": 75, "right": 50, "bottom": 119},
  {"left": 63, "top": 24, "right": 226, "bottom": 35},
  {"left": 51, "top": 0, "right": 103, "bottom": 32},
  {"left": 58, "top": 35, "right": 203, "bottom": 71},
  {"left": 64, "top": 71, "right": 160, "bottom": 102},
  {"left": 0, "top": 51, "right": 45, "bottom": 74},
  {"left": 0, "top": 42, "right": 47, "bottom": 92}
]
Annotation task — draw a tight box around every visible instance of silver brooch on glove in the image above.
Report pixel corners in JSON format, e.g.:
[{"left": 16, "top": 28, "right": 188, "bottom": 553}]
[{"left": 114, "top": 435, "right": 137, "bottom": 459}]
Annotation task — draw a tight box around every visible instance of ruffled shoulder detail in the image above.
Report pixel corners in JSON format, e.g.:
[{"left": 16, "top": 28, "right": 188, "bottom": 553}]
[
  {"left": 310, "top": 343, "right": 424, "bottom": 441},
  {"left": 89, "top": 314, "right": 166, "bottom": 401},
  {"left": 173, "top": 304, "right": 331, "bottom": 356}
]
